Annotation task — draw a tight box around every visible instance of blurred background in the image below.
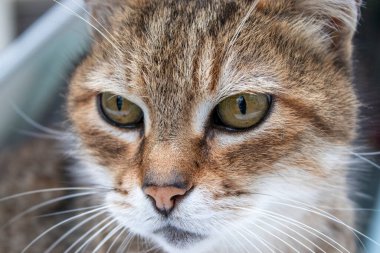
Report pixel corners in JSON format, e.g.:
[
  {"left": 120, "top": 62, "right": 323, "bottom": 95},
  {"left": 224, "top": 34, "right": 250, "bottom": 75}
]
[
  {"left": 0, "top": 0, "right": 379, "bottom": 251},
  {"left": 0, "top": 0, "right": 54, "bottom": 51},
  {"left": 0, "top": 0, "right": 88, "bottom": 145}
]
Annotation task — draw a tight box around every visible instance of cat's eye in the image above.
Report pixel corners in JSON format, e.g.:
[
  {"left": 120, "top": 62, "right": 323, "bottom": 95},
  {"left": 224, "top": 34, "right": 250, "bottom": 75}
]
[
  {"left": 214, "top": 93, "right": 271, "bottom": 130},
  {"left": 98, "top": 92, "right": 143, "bottom": 128}
]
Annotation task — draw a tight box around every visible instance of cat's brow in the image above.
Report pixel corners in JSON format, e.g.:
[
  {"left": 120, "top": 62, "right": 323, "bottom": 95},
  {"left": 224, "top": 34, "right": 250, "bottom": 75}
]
[
  {"left": 215, "top": 71, "right": 282, "bottom": 101},
  {"left": 86, "top": 68, "right": 281, "bottom": 102},
  {"left": 86, "top": 67, "right": 138, "bottom": 95}
]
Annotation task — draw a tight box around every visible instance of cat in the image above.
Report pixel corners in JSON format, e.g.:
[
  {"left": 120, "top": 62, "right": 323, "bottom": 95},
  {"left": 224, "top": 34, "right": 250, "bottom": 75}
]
[{"left": 0, "top": 0, "right": 372, "bottom": 252}]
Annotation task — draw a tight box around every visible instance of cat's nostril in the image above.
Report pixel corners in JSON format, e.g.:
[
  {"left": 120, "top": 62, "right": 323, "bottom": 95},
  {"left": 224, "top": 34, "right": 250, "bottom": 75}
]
[{"left": 143, "top": 185, "right": 191, "bottom": 215}]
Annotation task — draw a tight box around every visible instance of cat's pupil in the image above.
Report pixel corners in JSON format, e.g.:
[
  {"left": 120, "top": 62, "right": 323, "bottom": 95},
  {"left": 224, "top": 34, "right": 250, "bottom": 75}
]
[
  {"left": 116, "top": 96, "right": 123, "bottom": 111},
  {"left": 237, "top": 96, "right": 247, "bottom": 115}
]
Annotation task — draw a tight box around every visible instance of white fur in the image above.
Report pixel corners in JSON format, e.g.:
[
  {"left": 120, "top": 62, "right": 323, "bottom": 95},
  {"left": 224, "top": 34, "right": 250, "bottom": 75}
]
[
  {"left": 192, "top": 100, "right": 214, "bottom": 135},
  {"left": 297, "top": 0, "right": 360, "bottom": 32},
  {"left": 67, "top": 0, "right": 361, "bottom": 251},
  {"left": 71, "top": 140, "right": 353, "bottom": 253},
  {"left": 217, "top": 53, "right": 282, "bottom": 102}
]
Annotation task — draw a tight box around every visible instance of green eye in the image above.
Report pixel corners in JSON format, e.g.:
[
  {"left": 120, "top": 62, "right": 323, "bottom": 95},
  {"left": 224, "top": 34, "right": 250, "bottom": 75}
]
[
  {"left": 98, "top": 92, "right": 143, "bottom": 128},
  {"left": 215, "top": 93, "right": 271, "bottom": 130}
]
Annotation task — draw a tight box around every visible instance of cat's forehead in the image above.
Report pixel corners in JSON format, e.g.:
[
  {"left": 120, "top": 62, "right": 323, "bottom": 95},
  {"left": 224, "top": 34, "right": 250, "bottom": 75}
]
[
  {"left": 114, "top": 0, "right": 243, "bottom": 89},
  {"left": 98, "top": 0, "right": 283, "bottom": 95},
  {"left": 120, "top": 0, "right": 241, "bottom": 35},
  {"left": 86, "top": 1, "right": 279, "bottom": 130},
  {"left": 77, "top": 0, "right": 356, "bottom": 139}
]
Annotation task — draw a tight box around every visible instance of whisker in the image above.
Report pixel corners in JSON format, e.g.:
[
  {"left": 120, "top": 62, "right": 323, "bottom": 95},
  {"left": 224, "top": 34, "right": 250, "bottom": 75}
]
[
  {"left": 213, "top": 220, "right": 254, "bottom": 253},
  {"left": 106, "top": 227, "right": 127, "bottom": 253},
  {"left": 253, "top": 218, "right": 300, "bottom": 253},
  {"left": 265, "top": 215, "right": 342, "bottom": 252},
  {"left": 116, "top": 233, "right": 136, "bottom": 253},
  {"left": 1, "top": 191, "right": 102, "bottom": 229},
  {"left": 93, "top": 224, "right": 124, "bottom": 252},
  {"left": 265, "top": 200, "right": 371, "bottom": 249},
  {"left": 18, "top": 129, "right": 66, "bottom": 140},
  {"left": 237, "top": 207, "right": 348, "bottom": 253},
  {"left": 53, "top": 0, "right": 123, "bottom": 54},
  {"left": 268, "top": 211, "right": 348, "bottom": 253},
  {"left": 0, "top": 187, "right": 110, "bottom": 203},
  {"left": 261, "top": 215, "right": 326, "bottom": 253},
  {"left": 44, "top": 208, "right": 108, "bottom": 253},
  {"left": 251, "top": 188, "right": 377, "bottom": 211},
  {"left": 249, "top": 189, "right": 374, "bottom": 249},
  {"left": 7, "top": 99, "right": 65, "bottom": 136},
  {"left": 224, "top": 219, "right": 277, "bottom": 253},
  {"left": 74, "top": 218, "right": 117, "bottom": 253},
  {"left": 21, "top": 207, "right": 107, "bottom": 253},
  {"left": 38, "top": 205, "right": 106, "bottom": 218},
  {"left": 252, "top": 220, "right": 300, "bottom": 253},
  {"left": 63, "top": 216, "right": 112, "bottom": 253},
  {"left": 256, "top": 218, "right": 315, "bottom": 252},
  {"left": 242, "top": 229, "right": 277, "bottom": 253},
  {"left": 355, "top": 151, "right": 380, "bottom": 156},
  {"left": 224, "top": 0, "right": 260, "bottom": 61},
  {"left": 351, "top": 152, "right": 380, "bottom": 170},
  {"left": 67, "top": 0, "right": 122, "bottom": 49},
  {"left": 226, "top": 221, "right": 264, "bottom": 253},
  {"left": 144, "top": 244, "right": 162, "bottom": 253}
]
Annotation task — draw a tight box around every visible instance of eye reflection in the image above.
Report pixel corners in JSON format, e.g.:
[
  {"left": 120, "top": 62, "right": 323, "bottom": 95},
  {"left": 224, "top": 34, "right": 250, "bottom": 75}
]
[
  {"left": 98, "top": 92, "right": 143, "bottom": 128},
  {"left": 215, "top": 93, "right": 271, "bottom": 130}
]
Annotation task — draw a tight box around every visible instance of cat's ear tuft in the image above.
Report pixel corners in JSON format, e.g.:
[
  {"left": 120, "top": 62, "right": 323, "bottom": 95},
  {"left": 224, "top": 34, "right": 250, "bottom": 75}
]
[
  {"left": 84, "top": 0, "right": 148, "bottom": 29},
  {"left": 84, "top": 0, "right": 122, "bottom": 29},
  {"left": 257, "top": 0, "right": 362, "bottom": 62},
  {"left": 302, "top": 0, "right": 361, "bottom": 63}
]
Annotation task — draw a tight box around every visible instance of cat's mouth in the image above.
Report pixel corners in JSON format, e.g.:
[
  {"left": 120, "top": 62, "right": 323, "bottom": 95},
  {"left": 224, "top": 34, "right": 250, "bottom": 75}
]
[{"left": 153, "top": 225, "right": 206, "bottom": 247}]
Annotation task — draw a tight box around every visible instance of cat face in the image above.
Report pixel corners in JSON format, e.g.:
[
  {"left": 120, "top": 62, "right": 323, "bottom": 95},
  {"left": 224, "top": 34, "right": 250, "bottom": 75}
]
[{"left": 68, "top": 0, "right": 360, "bottom": 252}]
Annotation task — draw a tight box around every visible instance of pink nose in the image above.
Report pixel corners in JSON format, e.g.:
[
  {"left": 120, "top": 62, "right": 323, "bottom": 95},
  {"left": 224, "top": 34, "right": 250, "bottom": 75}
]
[{"left": 143, "top": 186, "right": 189, "bottom": 214}]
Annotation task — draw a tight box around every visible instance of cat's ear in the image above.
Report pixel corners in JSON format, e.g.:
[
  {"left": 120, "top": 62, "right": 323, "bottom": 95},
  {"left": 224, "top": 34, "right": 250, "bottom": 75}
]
[
  {"left": 84, "top": 0, "right": 148, "bottom": 31},
  {"left": 84, "top": 0, "right": 123, "bottom": 30},
  {"left": 257, "top": 0, "right": 362, "bottom": 62}
]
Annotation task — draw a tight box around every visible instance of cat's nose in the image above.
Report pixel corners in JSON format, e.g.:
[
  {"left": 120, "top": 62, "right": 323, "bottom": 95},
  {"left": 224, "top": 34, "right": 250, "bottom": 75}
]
[{"left": 143, "top": 185, "right": 191, "bottom": 215}]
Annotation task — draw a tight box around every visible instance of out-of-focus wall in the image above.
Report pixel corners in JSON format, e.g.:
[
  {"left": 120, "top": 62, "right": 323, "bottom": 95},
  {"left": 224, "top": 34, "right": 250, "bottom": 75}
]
[
  {"left": 0, "top": 0, "right": 89, "bottom": 145},
  {"left": 0, "top": 0, "right": 15, "bottom": 51},
  {"left": 353, "top": 0, "right": 380, "bottom": 239},
  {"left": 0, "top": 0, "right": 54, "bottom": 52}
]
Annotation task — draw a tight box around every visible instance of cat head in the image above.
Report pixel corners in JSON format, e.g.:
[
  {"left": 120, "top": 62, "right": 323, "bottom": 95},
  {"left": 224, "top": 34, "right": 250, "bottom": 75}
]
[{"left": 68, "top": 0, "right": 360, "bottom": 252}]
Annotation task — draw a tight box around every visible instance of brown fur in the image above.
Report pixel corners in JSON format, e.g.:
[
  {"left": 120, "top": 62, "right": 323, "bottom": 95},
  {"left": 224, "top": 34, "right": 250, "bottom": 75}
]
[
  {"left": 66, "top": 1, "right": 360, "bottom": 251},
  {"left": 0, "top": 0, "right": 362, "bottom": 252},
  {"left": 69, "top": 0, "right": 358, "bottom": 191}
]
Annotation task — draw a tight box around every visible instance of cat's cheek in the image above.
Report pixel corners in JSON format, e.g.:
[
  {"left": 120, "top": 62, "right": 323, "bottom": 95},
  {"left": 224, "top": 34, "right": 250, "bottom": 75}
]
[
  {"left": 72, "top": 122, "right": 144, "bottom": 173},
  {"left": 104, "top": 184, "right": 221, "bottom": 240},
  {"left": 69, "top": 159, "right": 115, "bottom": 189},
  {"left": 105, "top": 187, "right": 159, "bottom": 233}
]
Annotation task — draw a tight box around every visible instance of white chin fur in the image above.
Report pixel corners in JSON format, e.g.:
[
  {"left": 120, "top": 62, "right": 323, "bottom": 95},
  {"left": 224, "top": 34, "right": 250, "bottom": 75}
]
[{"left": 72, "top": 148, "right": 352, "bottom": 253}]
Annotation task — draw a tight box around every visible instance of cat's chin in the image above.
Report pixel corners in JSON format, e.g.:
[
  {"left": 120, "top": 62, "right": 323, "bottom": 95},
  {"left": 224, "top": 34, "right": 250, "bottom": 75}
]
[
  {"left": 152, "top": 225, "right": 206, "bottom": 248},
  {"left": 136, "top": 224, "right": 212, "bottom": 253}
]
